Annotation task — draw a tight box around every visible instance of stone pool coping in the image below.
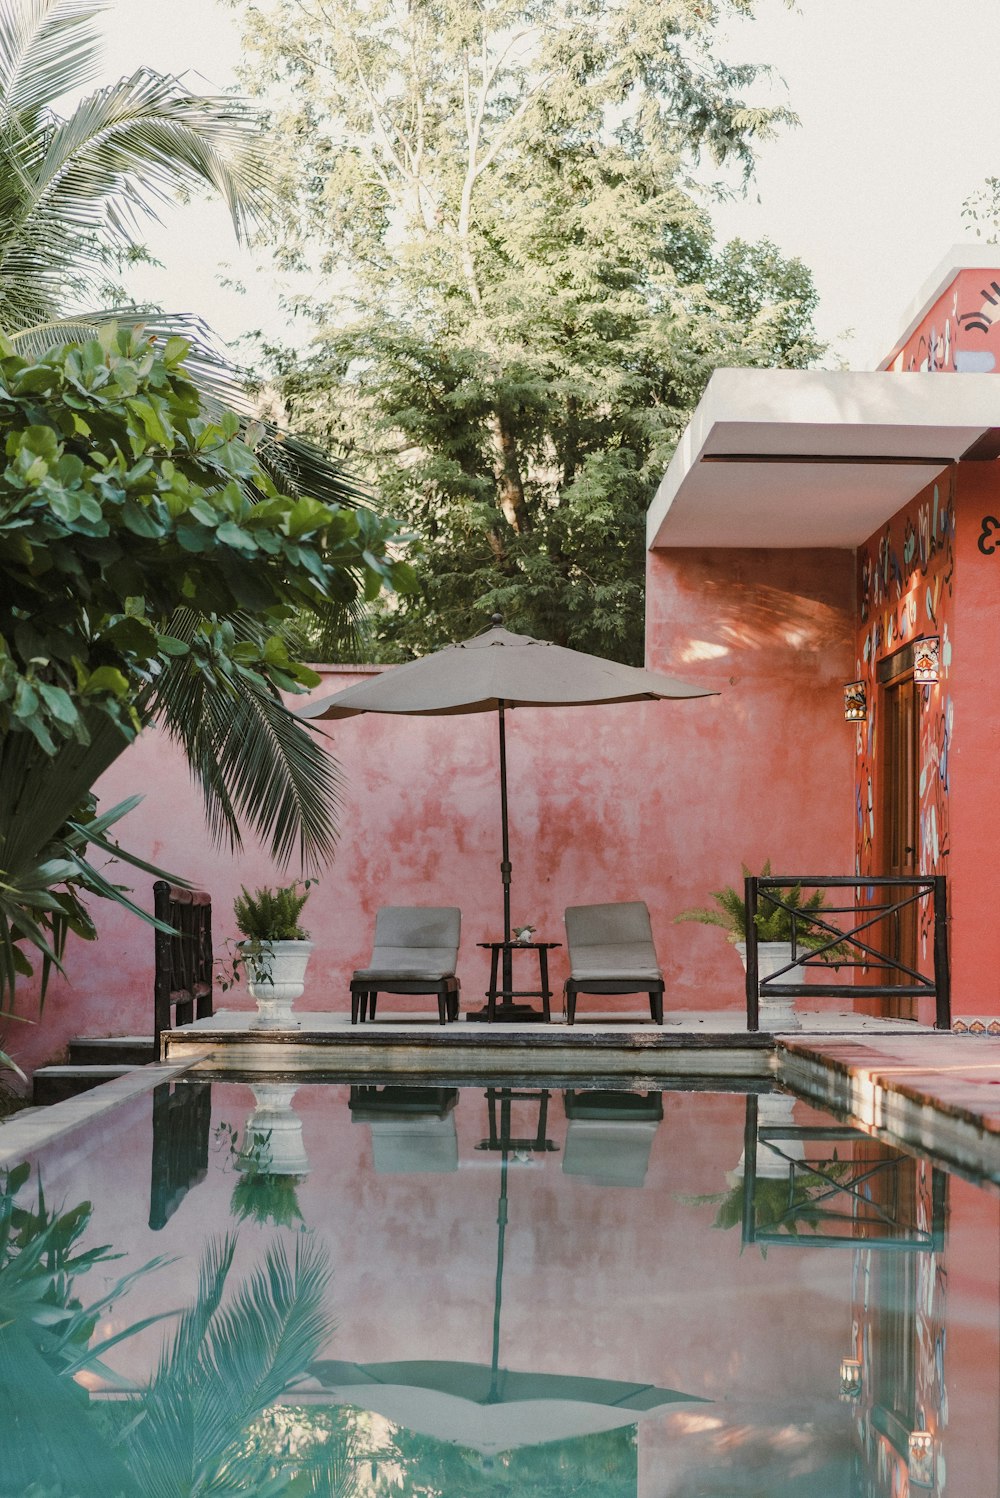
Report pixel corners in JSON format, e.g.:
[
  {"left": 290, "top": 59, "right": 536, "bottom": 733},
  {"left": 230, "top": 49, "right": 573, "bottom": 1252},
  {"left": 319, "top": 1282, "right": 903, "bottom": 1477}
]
[
  {"left": 0, "top": 1058, "right": 204, "bottom": 1166},
  {"left": 777, "top": 1033, "right": 1000, "bottom": 1183}
]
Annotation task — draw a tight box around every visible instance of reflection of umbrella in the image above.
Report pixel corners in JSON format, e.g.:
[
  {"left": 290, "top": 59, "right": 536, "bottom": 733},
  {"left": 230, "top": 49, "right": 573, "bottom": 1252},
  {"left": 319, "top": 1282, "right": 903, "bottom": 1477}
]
[
  {"left": 309, "top": 1088, "right": 705, "bottom": 1458},
  {"left": 300, "top": 619, "right": 713, "bottom": 948},
  {"left": 307, "top": 1357, "right": 702, "bottom": 1455}
]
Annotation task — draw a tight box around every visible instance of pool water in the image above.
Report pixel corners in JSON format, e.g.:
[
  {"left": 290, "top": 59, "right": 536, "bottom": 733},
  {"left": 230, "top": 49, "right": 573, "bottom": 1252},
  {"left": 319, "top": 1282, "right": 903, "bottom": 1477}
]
[{"left": 3, "top": 1078, "right": 998, "bottom": 1496}]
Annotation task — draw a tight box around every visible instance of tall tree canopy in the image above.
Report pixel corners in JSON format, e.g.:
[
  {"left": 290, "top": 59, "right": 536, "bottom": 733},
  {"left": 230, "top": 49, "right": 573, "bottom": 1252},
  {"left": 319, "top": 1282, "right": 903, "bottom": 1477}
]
[
  {"left": 231, "top": 0, "right": 821, "bottom": 663},
  {"left": 0, "top": 327, "right": 411, "bottom": 1006}
]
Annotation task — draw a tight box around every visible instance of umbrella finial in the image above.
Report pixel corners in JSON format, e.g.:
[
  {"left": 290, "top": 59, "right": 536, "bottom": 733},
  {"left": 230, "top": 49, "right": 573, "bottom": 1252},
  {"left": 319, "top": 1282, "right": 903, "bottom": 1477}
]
[{"left": 491, "top": 613, "right": 503, "bottom": 628}]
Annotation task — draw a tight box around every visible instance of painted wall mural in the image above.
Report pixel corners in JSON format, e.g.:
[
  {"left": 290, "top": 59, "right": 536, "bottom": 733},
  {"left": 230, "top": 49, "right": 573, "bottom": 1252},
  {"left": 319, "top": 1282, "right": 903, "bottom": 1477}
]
[
  {"left": 854, "top": 474, "right": 955, "bottom": 962},
  {"left": 888, "top": 268, "right": 1000, "bottom": 373}
]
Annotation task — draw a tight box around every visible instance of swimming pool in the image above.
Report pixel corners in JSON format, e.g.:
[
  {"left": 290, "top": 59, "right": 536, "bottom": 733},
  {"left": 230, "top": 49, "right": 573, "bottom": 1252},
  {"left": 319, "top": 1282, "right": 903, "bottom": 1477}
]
[{"left": 3, "top": 1075, "right": 998, "bottom": 1496}]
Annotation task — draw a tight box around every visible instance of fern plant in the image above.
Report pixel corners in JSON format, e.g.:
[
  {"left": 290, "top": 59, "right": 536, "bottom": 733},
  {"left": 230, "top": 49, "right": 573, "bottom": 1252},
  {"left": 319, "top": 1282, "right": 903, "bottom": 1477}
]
[
  {"left": 233, "top": 882, "right": 311, "bottom": 942},
  {"left": 675, "top": 862, "right": 836, "bottom": 950}
]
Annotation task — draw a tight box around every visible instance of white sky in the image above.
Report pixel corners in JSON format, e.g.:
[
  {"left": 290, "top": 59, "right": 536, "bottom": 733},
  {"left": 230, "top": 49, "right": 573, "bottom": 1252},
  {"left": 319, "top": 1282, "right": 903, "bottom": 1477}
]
[{"left": 89, "top": 0, "right": 1000, "bottom": 370}]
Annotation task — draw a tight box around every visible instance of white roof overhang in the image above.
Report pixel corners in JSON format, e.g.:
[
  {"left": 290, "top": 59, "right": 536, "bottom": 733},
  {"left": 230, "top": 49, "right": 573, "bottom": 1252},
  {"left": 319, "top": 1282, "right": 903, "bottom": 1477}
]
[{"left": 647, "top": 368, "right": 1000, "bottom": 550}]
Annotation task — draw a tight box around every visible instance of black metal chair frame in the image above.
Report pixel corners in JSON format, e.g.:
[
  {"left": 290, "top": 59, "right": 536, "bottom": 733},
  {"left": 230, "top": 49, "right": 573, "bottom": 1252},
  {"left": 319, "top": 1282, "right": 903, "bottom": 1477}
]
[
  {"left": 351, "top": 978, "right": 460, "bottom": 1026},
  {"left": 564, "top": 977, "right": 664, "bottom": 1026}
]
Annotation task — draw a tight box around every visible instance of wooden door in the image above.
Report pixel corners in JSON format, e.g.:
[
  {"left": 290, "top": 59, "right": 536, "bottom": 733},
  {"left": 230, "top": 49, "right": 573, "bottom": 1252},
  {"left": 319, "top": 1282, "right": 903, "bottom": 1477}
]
[{"left": 879, "top": 675, "right": 919, "bottom": 1016}]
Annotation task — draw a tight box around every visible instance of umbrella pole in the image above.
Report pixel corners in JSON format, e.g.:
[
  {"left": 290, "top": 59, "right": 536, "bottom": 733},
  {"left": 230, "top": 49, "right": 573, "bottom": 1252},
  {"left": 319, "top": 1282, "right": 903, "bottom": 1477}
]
[
  {"left": 488, "top": 1149, "right": 509, "bottom": 1403},
  {"left": 498, "top": 700, "right": 512, "bottom": 945}
]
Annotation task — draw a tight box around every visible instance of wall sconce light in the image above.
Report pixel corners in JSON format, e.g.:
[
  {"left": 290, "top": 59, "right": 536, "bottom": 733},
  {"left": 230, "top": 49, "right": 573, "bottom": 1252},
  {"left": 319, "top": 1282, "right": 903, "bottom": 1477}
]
[
  {"left": 913, "top": 637, "right": 940, "bottom": 685},
  {"left": 838, "top": 1357, "right": 862, "bottom": 1401},
  {"left": 907, "top": 1431, "right": 935, "bottom": 1487},
  {"left": 844, "top": 681, "right": 867, "bottom": 721}
]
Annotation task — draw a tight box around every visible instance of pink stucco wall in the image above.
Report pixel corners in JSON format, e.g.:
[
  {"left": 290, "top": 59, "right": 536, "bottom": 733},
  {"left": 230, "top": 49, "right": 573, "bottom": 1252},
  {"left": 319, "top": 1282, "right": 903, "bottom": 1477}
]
[
  {"left": 947, "top": 463, "right": 1000, "bottom": 1010},
  {"left": 3, "top": 544, "right": 857, "bottom": 1073},
  {"left": 645, "top": 546, "right": 857, "bottom": 993}
]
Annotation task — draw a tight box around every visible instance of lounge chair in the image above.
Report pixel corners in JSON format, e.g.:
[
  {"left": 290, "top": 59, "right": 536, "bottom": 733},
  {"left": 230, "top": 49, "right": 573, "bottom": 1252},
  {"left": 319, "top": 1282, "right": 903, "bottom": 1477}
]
[
  {"left": 350, "top": 905, "right": 461, "bottom": 1025},
  {"left": 562, "top": 1090, "right": 664, "bottom": 1187},
  {"left": 563, "top": 901, "right": 665, "bottom": 1025},
  {"left": 349, "top": 1086, "right": 459, "bottom": 1174}
]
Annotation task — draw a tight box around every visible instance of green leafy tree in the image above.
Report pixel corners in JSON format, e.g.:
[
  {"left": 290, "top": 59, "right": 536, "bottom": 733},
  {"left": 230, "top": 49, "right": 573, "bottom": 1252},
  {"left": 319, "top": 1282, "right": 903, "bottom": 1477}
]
[
  {"left": 0, "top": 327, "right": 411, "bottom": 1007},
  {"left": 231, "top": 0, "right": 820, "bottom": 663}
]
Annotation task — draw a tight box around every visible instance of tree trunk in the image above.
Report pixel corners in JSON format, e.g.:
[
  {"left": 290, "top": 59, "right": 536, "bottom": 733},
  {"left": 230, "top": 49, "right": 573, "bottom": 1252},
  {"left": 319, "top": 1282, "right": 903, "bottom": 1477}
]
[{"left": 490, "top": 411, "right": 529, "bottom": 533}]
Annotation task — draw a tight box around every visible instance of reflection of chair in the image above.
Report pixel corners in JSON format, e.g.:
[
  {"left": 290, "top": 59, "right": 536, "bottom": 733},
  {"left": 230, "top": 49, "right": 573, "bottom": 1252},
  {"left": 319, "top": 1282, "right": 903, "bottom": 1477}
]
[
  {"left": 349, "top": 1085, "right": 459, "bottom": 1173},
  {"left": 562, "top": 1091, "right": 664, "bottom": 1187},
  {"left": 351, "top": 906, "right": 461, "bottom": 1025},
  {"left": 563, "top": 902, "right": 664, "bottom": 1024}
]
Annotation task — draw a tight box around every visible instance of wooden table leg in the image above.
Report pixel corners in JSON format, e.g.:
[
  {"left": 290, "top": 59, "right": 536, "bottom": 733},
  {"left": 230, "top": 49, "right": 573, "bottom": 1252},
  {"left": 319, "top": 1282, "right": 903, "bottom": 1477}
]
[
  {"left": 538, "top": 947, "right": 551, "bottom": 1021},
  {"left": 487, "top": 945, "right": 501, "bottom": 1021}
]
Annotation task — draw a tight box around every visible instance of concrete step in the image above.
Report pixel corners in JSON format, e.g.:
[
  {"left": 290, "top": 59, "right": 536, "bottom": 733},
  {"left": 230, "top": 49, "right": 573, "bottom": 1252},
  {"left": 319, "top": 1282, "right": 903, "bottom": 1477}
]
[
  {"left": 32, "top": 1064, "right": 142, "bottom": 1106},
  {"left": 68, "top": 1035, "right": 156, "bottom": 1066}
]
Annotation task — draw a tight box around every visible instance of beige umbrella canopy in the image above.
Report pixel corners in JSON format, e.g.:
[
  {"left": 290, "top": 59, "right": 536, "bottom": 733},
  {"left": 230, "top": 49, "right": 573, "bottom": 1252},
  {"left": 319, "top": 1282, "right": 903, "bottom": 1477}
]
[{"left": 300, "top": 620, "right": 715, "bottom": 982}]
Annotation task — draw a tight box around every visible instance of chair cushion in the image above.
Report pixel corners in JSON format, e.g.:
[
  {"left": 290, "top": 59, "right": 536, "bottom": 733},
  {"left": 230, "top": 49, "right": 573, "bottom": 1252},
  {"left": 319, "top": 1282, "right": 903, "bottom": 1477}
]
[
  {"left": 374, "top": 906, "right": 461, "bottom": 949},
  {"left": 354, "top": 946, "right": 458, "bottom": 982},
  {"left": 354, "top": 906, "right": 461, "bottom": 985},
  {"left": 568, "top": 944, "right": 661, "bottom": 982},
  {"left": 565, "top": 901, "right": 661, "bottom": 981},
  {"left": 565, "top": 901, "right": 654, "bottom": 947}
]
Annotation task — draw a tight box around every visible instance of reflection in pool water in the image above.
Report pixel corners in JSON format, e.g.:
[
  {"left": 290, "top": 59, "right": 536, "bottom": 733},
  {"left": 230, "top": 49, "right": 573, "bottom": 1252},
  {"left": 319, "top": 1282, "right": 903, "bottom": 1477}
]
[{"left": 2, "top": 1079, "right": 998, "bottom": 1496}]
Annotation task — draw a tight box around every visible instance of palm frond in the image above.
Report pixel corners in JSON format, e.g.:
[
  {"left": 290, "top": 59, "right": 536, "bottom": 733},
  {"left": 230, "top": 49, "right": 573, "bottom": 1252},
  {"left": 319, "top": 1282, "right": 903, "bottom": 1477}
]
[
  {"left": 149, "top": 613, "right": 344, "bottom": 871},
  {"left": 0, "top": 55, "right": 276, "bottom": 327},
  {"left": 0, "top": 0, "right": 107, "bottom": 117},
  {"left": 33, "top": 68, "right": 275, "bottom": 239}
]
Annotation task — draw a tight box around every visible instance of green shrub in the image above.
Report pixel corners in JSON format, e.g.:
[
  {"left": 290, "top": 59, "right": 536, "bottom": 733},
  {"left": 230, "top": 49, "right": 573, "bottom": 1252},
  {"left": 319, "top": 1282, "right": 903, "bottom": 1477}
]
[
  {"left": 675, "top": 861, "right": 836, "bottom": 949},
  {"left": 233, "top": 882, "right": 311, "bottom": 942}
]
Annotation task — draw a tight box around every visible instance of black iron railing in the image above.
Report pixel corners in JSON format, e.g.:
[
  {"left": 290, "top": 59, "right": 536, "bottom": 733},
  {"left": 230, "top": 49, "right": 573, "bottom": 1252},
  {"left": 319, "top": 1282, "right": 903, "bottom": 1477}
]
[{"left": 744, "top": 875, "right": 950, "bottom": 1031}]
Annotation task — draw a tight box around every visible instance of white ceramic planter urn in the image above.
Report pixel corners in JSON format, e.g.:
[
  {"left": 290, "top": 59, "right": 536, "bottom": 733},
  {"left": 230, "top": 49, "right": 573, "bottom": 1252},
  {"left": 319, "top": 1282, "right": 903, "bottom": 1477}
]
[
  {"left": 735, "top": 940, "right": 806, "bottom": 1031},
  {"left": 242, "top": 939, "right": 313, "bottom": 1027}
]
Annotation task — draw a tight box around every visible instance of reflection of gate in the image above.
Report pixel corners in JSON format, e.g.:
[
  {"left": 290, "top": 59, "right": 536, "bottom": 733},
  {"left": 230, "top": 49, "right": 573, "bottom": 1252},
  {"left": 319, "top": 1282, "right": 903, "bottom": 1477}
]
[
  {"left": 149, "top": 1080, "right": 211, "bottom": 1230},
  {"left": 739, "top": 1095, "right": 946, "bottom": 1252}
]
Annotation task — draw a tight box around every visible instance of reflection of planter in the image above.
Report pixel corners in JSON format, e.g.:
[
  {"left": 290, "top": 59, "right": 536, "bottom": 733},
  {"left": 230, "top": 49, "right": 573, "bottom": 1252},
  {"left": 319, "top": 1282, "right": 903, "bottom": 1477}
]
[
  {"left": 244, "top": 1083, "right": 310, "bottom": 1177},
  {"left": 242, "top": 940, "right": 313, "bottom": 1027},
  {"left": 735, "top": 941, "right": 805, "bottom": 1031},
  {"left": 233, "top": 1084, "right": 309, "bottom": 1227},
  {"left": 727, "top": 1093, "right": 805, "bottom": 1184}
]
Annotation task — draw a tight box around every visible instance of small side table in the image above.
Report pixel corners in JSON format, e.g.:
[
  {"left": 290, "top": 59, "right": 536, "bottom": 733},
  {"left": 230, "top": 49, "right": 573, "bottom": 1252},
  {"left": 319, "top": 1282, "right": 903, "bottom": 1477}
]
[{"left": 474, "top": 940, "right": 560, "bottom": 1022}]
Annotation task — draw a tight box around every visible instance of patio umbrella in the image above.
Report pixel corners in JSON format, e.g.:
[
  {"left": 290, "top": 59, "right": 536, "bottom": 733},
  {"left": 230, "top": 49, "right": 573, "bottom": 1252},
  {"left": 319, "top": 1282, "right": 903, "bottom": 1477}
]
[{"left": 299, "top": 619, "right": 714, "bottom": 963}]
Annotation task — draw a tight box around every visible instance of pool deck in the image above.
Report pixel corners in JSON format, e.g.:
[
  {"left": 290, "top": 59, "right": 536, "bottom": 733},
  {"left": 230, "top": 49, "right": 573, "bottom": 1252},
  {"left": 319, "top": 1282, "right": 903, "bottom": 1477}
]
[{"left": 159, "top": 1006, "right": 932, "bottom": 1080}]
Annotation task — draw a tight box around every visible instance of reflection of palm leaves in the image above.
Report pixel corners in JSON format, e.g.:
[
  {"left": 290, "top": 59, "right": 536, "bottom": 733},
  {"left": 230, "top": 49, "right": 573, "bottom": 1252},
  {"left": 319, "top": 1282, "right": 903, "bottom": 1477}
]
[
  {"left": 111, "top": 1232, "right": 335, "bottom": 1496},
  {"left": 383, "top": 1423, "right": 637, "bottom": 1496},
  {"left": 0, "top": 1164, "right": 171, "bottom": 1494},
  {"left": 2, "top": 1163, "right": 340, "bottom": 1495}
]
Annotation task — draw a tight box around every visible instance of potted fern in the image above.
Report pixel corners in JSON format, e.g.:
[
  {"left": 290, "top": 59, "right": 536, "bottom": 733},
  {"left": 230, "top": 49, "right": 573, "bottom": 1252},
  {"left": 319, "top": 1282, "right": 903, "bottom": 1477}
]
[
  {"left": 675, "top": 863, "right": 839, "bottom": 1029},
  {"left": 234, "top": 881, "right": 314, "bottom": 1027}
]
